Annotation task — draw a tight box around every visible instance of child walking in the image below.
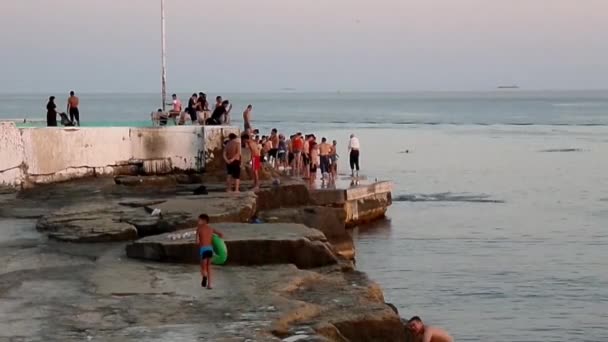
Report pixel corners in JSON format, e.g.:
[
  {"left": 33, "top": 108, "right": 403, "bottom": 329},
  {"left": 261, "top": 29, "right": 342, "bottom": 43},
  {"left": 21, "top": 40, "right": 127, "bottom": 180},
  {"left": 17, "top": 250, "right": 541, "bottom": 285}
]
[{"left": 195, "top": 214, "right": 224, "bottom": 289}]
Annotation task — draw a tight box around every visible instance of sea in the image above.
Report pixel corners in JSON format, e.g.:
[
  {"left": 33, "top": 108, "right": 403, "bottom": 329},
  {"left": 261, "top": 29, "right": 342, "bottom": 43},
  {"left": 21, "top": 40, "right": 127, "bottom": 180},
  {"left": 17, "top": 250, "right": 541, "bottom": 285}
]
[{"left": 2, "top": 91, "right": 608, "bottom": 341}]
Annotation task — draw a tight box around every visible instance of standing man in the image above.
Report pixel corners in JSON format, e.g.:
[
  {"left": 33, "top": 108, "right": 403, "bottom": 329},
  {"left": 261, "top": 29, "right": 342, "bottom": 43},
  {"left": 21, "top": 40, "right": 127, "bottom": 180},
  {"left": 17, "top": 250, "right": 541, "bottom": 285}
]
[
  {"left": 223, "top": 133, "right": 241, "bottom": 192},
  {"left": 243, "top": 105, "right": 253, "bottom": 133},
  {"left": 348, "top": 133, "right": 360, "bottom": 177},
  {"left": 244, "top": 134, "right": 261, "bottom": 191},
  {"left": 185, "top": 93, "right": 198, "bottom": 124},
  {"left": 407, "top": 316, "right": 453, "bottom": 342},
  {"left": 318, "top": 137, "right": 332, "bottom": 180},
  {"left": 67, "top": 91, "right": 80, "bottom": 126},
  {"left": 269, "top": 128, "right": 279, "bottom": 167},
  {"left": 330, "top": 140, "right": 339, "bottom": 180}
]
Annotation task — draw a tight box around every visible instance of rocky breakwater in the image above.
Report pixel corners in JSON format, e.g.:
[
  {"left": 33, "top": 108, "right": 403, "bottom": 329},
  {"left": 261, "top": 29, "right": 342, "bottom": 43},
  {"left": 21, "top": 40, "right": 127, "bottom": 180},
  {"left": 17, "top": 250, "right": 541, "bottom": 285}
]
[
  {"left": 16, "top": 176, "right": 402, "bottom": 340},
  {"left": 125, "top": 224, "right": 407, "bottom": 341}
]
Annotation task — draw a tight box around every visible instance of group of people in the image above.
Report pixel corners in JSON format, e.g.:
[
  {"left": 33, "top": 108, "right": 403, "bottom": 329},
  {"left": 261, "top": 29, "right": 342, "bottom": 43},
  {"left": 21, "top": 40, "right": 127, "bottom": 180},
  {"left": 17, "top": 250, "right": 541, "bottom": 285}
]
[
  {"left": 155, "top": 92, "right": 234, "bottom": 126},
  {"left": 46, "top": 91, "right": 81, "bottom": 127},
  {"left": 222, "top": 124, "right": 363, "bottom": 193}
]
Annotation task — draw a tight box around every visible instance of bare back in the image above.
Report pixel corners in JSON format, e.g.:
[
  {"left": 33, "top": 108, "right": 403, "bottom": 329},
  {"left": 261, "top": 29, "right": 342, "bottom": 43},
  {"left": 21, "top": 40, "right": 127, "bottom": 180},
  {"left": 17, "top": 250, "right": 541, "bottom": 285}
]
[
  {"left": 68, "top": 96, "right": 79, "bottom": 108},
  {"left": 319, "top": 143, "right": 332, "bottom": 156},
  {"left": 225, "top": 140, "right": 241, "bottom": 161},
  {"left": 423, "top": 326, "right": 453, "bottom": 342},
  {"left": 196, "top": 225, "right": 213, "bottom": 247}
]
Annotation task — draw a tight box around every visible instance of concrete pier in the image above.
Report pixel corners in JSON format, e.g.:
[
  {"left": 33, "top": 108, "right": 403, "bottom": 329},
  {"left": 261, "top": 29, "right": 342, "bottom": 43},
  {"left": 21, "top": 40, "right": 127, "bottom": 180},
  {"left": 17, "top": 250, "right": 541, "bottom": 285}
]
[{"left": 310, "top": 181, "right": 393, "bottom": 227}]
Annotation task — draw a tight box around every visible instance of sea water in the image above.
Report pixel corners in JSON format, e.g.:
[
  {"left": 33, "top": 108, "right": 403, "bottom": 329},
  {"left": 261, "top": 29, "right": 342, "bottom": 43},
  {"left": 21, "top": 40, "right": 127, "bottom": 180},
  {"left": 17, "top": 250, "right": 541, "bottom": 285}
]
[{"left": 2, "top": 91, "right": 608, "bottom": 340}]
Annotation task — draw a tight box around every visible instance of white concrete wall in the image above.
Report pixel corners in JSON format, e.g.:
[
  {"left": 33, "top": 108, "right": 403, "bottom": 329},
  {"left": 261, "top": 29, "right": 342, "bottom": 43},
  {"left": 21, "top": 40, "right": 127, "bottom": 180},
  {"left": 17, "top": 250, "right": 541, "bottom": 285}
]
[
  {"left": 0, "top": 122, "right": 26, "bottom": 186},
  {"left": 131, "top": 126, "right": 204, "bottom": 173},
  {"left": 0, "top": 125, "right": 235, "bottom": 188}
]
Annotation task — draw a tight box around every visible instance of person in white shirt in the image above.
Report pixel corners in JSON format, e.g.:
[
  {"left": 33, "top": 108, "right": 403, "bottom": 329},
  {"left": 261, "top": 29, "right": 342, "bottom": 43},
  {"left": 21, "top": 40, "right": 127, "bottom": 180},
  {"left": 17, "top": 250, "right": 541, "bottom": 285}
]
[{"left": 348, "top": 133, "right": 360, "bottom": 177}]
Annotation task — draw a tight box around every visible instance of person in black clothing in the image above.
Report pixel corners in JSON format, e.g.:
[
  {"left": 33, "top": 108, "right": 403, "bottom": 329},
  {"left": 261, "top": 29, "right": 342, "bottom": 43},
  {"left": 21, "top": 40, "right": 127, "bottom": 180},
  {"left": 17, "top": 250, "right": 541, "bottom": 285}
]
[
  {"left": 46, "top": 96, "right": 58, "bottom": 127},
  {"left": 186, "top": 93, "right": 198, "bottom": 123},
  {"left": 207, "top": 100, "right": 232, "bottom": 125}
]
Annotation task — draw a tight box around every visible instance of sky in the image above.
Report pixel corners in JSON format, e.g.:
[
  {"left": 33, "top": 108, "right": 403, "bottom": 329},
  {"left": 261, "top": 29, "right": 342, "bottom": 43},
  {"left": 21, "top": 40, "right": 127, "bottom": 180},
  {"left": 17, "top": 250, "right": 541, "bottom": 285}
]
[{"left": 1, "top": 0, "right": 607, "bottom": 93}]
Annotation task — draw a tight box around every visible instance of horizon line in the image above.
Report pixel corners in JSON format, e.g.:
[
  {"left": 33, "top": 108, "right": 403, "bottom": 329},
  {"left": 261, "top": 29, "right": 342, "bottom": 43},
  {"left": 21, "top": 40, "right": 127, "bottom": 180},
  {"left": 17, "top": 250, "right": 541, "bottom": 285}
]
[{"left": 2, "top": 88, "right": 608, "bottom": 95}]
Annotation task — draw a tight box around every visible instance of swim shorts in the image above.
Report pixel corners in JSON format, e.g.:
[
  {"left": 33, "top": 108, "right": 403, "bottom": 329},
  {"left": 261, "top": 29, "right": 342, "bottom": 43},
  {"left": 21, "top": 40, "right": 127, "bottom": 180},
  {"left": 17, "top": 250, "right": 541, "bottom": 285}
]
[
  {"left": 252, "top": 156, "right": 261, "bottom": 172},
  {"left": 226, "top": 160, "right": 241, "bottom": 179},
  {"left": 199, "top": 246, "right": 213, "bottom": 260}
]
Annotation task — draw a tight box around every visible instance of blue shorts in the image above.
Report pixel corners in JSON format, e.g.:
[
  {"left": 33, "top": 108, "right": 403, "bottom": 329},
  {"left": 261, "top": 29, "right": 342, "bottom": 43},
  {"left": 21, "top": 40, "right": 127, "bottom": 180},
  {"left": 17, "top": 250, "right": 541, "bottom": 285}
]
[{"left": 199, "top": 246, "right": 213, "bottom": 260}]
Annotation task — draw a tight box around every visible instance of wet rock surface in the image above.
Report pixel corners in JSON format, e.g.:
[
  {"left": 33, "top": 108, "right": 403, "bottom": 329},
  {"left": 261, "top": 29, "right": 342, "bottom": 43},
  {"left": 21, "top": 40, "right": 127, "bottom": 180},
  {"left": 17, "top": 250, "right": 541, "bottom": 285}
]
[
  {"left": 150, "top": 192, "right": 257, "bottom": 223},
  {"left": 1, "top": 177, "right": 399, "bottom": 341},
  {"left": 258, "top": 206, "right": 354, "bottom": 259},
  {"left": 254, "top": 180, "right": 312, "bottom": 211},
  {"left": 126, "top": 223, "right": 339, "bottom": 269},
  {"left": 35, "top": 204, "right": 138, "bottom": 242},
  {"left": 28, "top": 183, "right": 256, "bottom": 242}
]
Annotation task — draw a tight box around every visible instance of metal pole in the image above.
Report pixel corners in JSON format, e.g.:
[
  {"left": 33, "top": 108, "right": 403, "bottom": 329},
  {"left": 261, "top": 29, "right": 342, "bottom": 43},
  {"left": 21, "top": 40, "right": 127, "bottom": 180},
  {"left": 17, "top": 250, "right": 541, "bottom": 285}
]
[{"left": 160, "top": 0, "right": 167, "bottom": 112}]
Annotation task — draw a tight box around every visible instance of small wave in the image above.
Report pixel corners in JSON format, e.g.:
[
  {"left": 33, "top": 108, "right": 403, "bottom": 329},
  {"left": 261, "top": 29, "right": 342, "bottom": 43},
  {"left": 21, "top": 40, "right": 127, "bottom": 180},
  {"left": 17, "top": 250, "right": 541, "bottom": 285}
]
[
  {"left": 539, "top": 148, "right": 583, "bottom": 153},
  {"left": 393, "top": 192, "right": 504, "bottom": 204},
  {"left": 552, "top": 102, "right": 606, "bottom": 107}
]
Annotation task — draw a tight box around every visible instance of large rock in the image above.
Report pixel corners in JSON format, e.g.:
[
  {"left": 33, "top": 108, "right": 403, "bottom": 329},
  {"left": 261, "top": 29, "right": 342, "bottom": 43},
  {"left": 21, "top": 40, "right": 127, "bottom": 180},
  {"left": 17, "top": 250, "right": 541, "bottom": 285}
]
[
  {"left": 35, "top": 192, "right": 258, "bottom": 242},
  {"left": 148, "top": 192, "right": 257, "bottom": 224},
  {"left": 126, "top": 223, "right": 340, "bottom": 269},
  {"left": 274, "top": 267, "right": 406, "bottom": 341},
  {"left": 255, "top": 180, "right": 312, "bottom": 211},
  {"left": 258, "top": 206, "right": 346, "bottom": 239},
  {"left": 36, "top": 204, "right": 138, "bottom": 242},
  {"left": 258, "top": 206, "right": 354, "bottom": 259}
]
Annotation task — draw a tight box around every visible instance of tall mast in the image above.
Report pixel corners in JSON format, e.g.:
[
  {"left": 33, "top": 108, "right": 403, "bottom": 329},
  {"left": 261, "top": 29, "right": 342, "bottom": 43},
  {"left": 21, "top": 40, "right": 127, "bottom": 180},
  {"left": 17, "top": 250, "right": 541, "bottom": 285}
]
[{"left": 160, "top": 0, "right": 167, "bottom": 112}]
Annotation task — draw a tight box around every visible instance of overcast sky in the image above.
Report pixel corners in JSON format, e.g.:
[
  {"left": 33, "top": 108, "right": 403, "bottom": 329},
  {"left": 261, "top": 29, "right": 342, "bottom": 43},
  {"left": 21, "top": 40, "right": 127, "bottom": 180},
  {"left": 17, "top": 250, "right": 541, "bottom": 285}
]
[{"left": 1, "top": 0, "right": 607, "bottom": 93}]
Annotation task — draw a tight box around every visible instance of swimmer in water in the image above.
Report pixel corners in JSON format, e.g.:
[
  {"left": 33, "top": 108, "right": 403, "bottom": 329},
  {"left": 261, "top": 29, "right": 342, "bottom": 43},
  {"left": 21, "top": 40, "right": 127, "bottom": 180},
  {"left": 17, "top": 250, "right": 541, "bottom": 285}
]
[{"left": 407, "top": 316, "right": 453, "bottom": 342}]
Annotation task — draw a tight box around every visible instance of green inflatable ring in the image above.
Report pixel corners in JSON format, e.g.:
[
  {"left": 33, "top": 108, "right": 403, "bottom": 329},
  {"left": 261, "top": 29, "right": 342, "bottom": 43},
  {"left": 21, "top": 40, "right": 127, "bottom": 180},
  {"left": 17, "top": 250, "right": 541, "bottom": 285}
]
[{"left": 211, "top": 234, "right": 228, "bottom": 265}]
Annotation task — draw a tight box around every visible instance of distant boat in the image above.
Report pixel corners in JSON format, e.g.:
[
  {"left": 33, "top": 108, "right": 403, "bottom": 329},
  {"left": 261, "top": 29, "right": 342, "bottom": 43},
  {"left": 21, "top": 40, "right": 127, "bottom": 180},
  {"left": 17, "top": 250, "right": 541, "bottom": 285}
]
[{"left": 497, "top": 85, "right": 520, "bottom": 89}]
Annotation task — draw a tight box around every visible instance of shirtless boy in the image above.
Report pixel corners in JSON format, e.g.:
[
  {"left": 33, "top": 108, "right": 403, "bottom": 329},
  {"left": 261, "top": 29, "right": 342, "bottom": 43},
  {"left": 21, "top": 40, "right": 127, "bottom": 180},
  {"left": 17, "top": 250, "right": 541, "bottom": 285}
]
[
  {"left": 407, "top": 316, "right": 453, "bottom": 342},
  {"left": 195, "top": 214, "right": 224, "bottom": 289},
  {"left": 330, "top": 140, "right": 338, "bottom": 180},
  {"left": 243, "top": 134, "right": 261, "bottom": 191},
  {"left": 223, "top": 133, "right": 241, "bottom": 192}
]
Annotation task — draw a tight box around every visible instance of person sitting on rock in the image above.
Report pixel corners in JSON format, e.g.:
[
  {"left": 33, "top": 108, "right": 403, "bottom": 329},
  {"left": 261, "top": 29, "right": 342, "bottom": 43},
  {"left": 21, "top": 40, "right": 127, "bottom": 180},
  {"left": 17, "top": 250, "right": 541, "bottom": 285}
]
[
  {"left": 195, "top": 214, "right": 224, "bottom": 289},
  {"left": 407, "top": 316, "right": 453, "bottom": 342}
]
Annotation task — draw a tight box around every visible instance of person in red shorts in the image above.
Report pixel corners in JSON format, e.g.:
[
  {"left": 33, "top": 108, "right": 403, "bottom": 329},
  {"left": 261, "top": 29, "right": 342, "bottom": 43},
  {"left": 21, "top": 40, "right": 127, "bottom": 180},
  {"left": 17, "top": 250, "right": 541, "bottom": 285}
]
[{"left": 243, "top": 134, "right": 261, "bottom": 191}]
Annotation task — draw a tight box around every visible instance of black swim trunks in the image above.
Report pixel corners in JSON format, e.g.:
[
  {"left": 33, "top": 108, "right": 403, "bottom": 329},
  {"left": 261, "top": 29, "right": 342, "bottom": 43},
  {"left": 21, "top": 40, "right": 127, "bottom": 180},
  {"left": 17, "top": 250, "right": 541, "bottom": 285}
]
[
  {"left": 303, "top": 154, "right": 310, "bottom": 165},
  {"left": 226, "top": 160, "right": 241, "bottom": 179},
  {"left": 269, "top": 148, "right": 278, "bottom": 159},
  {"left": 69, "top": 107, "right": 80, "bottom": 123}
]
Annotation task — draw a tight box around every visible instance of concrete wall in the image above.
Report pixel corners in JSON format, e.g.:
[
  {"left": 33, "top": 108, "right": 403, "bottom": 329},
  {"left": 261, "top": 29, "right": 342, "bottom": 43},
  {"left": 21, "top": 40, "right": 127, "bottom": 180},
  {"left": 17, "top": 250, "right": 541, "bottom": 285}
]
[
  {"left": 309, "top": 181, "right": 393, "bottom": 226},
  {"left": 0, "top": 122, "right": 25, "bottom": 187},
  {"left": 0, "top": 124, "right": 238, "bottom": 188}
]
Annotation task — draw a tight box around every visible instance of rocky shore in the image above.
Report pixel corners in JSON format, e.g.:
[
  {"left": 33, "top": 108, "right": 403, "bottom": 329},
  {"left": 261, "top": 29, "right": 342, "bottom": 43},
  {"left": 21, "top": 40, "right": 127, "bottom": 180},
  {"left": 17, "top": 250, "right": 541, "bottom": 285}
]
[{"left": 0, "top": 175, "right": 409, "bottom": 341}]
